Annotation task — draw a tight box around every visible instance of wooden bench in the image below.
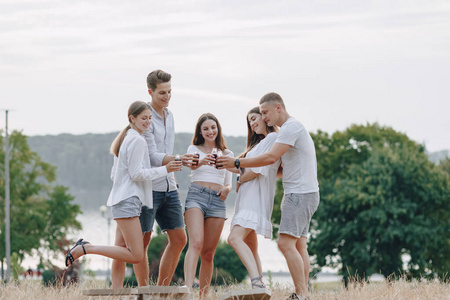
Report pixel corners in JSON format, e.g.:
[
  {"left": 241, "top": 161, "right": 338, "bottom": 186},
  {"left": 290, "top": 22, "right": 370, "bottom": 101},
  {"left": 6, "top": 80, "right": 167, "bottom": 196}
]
[
  {"left": 220, "top": 288, "right": 271, "bottom": 300},
  {"left": 83, "top": 286, "right": 191, "bottom": 300},
  {"left": 83, "top": 288, "right": 141, "bottom": 300},
  {"left": 138, "top": 286, "right": 191, "bottom": 300}
]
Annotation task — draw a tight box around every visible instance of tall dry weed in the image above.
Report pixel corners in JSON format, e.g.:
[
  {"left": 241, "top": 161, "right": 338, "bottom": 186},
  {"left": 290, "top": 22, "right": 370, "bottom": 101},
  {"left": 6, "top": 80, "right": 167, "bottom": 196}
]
[{"left": 0, "top": 278, "right": 448, "bottom": 299}]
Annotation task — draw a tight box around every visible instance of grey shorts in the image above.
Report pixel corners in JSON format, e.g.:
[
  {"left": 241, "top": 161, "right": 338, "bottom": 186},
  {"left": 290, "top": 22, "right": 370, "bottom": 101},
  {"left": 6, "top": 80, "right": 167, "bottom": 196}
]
[
  {"left": 279, "top": 192, "right": 319, "bottom": 238},
  {"left": 184, "top": 183, "right": 227, "bottom": 219},
  {"left": 111, "top": 196, "right": 142, "bottom": 219}
]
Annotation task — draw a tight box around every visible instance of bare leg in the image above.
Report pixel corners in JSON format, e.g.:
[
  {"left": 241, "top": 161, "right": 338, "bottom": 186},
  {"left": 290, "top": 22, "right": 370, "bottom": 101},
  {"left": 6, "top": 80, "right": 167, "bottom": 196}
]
[
  {"left": 157, "top": 227, "right": 187, "bottom": 285},
  {"left": 133, "top": 231, "right": 152, "bottom": 286},
  {"left": 243, "top": 231, "right": 263, "bottom": 277},
  {"left": 296, "top": 237, "right": 310, "bottom": 294},
  {"left": 184, "top": 208, "right": 205, "bottom": 289},
  {"left": 278, "top": 233, "right": 306, "bottom": 297},
  {"left": 69, "top": 217, "right": 144, "bottom": 264},
  {"left": 111, "top": 227, "right": 126, "bottom": 288},
  {"left": 198, "top": 217, "right": 225, "bottom": 298},
  {"left": 228, "top": 226, "right": 260, "bottom": 280}
]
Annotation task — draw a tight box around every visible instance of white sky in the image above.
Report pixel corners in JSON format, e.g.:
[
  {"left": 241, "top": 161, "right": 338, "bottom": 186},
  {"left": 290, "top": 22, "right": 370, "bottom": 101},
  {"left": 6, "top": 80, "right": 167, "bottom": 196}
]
[{"left": 1, "top": 0, "right": 449, "bottom": 152}]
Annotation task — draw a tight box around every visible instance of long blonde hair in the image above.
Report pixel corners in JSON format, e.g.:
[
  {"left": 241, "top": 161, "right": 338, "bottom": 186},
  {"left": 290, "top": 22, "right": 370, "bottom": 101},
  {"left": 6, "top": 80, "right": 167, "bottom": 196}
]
[{"left": 110, "top": 101, "right": 151, "bottom": 157}]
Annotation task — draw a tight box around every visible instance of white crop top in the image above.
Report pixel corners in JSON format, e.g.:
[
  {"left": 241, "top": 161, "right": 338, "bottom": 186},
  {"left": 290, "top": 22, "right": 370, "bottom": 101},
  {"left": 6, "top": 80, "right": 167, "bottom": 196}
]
[{"left": 187, "top": 145, "right": 233, "bottom": 186}]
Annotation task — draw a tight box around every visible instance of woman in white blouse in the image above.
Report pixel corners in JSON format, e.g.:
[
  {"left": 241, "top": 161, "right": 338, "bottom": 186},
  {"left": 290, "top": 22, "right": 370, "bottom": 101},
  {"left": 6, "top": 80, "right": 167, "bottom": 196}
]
[
  {"left": 183, "top": 113, "right": 233, "bottom": 297},
  {"left": 227, "top": 107, "right": 280, "bottom": 289},
  {"left": 65, "top": 101, "right": 181, "bottom": 268}
]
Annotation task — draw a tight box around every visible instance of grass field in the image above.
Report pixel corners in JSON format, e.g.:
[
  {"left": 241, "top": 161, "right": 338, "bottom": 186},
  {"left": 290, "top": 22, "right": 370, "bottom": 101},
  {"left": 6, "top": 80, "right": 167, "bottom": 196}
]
[{"left": 0, "top": 278, "right": 448, "bottom": 299}]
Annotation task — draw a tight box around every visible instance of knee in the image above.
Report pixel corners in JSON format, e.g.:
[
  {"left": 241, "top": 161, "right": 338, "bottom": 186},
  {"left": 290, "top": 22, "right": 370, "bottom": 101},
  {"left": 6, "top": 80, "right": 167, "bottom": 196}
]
[
  {"left": 277, "top": 239, "right": 291, "bottom": 254},
  {"left": 227, "top": 234, "right": 240, "bottom": 249},
  {"left": 200, "top": 248, "right": 216, "bottom": 263},
  {"left": 130, "top": 251, "right": 145, "bottom": 264},
  {"left": 170, "top": 232, "right": 187, "bottom": 250},
  {"left": 189, "top": 239, "right": 204, "bottom": 254}
]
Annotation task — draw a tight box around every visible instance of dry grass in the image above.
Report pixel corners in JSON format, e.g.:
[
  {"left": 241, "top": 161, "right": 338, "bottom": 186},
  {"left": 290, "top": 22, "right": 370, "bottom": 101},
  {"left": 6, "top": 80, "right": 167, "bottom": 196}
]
[{"left": 0, "top": 278, "right": 448, "bottom": 300}]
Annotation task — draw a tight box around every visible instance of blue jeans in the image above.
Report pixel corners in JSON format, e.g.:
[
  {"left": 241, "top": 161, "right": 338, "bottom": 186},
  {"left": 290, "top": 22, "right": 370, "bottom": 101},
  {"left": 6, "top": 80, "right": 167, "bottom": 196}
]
[{"left": 139, "top": 190, "right": 185, "bottom": 233}]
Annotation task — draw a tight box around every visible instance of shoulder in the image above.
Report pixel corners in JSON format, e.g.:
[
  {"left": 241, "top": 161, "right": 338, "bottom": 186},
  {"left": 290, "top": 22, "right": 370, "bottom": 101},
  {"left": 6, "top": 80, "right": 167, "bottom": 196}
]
[
  {"left": 128, "top": 131, "right": 146, "bottom": 144},
  {"left": 280, "top": 118, "right": 303, "bottom": 133},
  {"left": 187, "top": 145, "right": 198, "bottom": 152}
]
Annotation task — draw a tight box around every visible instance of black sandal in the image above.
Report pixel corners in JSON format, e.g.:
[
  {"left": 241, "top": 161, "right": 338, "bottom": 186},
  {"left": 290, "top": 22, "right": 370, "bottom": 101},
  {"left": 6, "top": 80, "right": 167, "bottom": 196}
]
[
  {"left": 65, "top": 238, "right": 90, "bottom": 267},
  {"left": 251, "top": 276, "right": 266, "bottom": 289}
]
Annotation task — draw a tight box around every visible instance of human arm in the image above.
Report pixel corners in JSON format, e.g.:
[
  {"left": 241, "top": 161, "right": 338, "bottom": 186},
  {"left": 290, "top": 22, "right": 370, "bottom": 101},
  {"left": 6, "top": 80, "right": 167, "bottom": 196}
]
[
  {"left": 217, "top": 184, "right": 232, "bottom": 201},
  {"left": 217, "top": 142, "right": 290, "bottom": 169},
  {"left": 142, "top": 124, "right": 166, "bottom": 167},
  {"left": 127, "top": 138, "right": 176, "bottom": 181},
  {"left": 239, "top": 169, "right": 258, "bottom": 183},
  {"left": 217, "top": 157, "right": 233, "bottom": 200}
]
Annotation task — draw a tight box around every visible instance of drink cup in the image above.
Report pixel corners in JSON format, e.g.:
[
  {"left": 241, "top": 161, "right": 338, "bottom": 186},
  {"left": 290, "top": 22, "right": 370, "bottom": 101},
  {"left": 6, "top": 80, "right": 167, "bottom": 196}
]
[
  {"left": 211, "top": 148, "right": 218, "bottom": 167},
  {"left": 193, "top": 151, "right": 200, "bottom": 166},
  {"left": 215, "top": 150, "right": 222, "bottom": 169}
]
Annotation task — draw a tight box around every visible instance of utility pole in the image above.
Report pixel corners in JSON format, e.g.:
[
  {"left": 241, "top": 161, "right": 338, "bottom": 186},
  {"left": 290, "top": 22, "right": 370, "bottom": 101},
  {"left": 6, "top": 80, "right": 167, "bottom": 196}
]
[{"left": 2, "top": 109, "right": 10, "bottom": 283}]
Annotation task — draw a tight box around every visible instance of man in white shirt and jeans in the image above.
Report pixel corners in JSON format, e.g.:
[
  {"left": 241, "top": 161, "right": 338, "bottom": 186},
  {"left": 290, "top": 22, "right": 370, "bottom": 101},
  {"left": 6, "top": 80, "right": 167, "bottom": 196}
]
[{"left": 217, "top": 92, "right": 319, "bottom": 300}]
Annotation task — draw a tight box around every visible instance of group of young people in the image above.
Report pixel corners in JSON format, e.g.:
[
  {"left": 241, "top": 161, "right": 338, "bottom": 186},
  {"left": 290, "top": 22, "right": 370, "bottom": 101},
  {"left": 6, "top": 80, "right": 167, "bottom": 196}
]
[{"left": 64, "top": 69, "right": 320, "bottom": 300}]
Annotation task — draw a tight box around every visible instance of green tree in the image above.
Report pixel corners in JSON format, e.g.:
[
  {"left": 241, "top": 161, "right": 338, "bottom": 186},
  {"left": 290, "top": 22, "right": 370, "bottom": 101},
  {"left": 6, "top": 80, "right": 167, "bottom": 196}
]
[
  {"left": 271, "top": 179, "right": 283, "bottom": 239},
  {"left": 307, "top": 123, "right": 449, "bottom": 281},
  {"left": 0, "top": 130, "right": 81, "bottom": 266}
]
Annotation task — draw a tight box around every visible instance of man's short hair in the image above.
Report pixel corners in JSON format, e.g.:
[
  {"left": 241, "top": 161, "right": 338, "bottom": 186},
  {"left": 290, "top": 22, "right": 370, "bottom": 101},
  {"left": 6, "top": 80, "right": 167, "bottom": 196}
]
[
  {"left": 259, "top": 92, "right": 286, "bottom": 109},
  {"left": 147, "top": 70, "right": 172, "bottom": 91}
]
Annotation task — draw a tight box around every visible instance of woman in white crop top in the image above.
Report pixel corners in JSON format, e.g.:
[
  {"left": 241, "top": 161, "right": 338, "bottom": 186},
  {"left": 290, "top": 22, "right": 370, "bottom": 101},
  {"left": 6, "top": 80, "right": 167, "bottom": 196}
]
[
  {"left": 183, "top": 113, "right": 233, "bottom": 297},
  {"left": 227, "top": 106, "right": 280, "bottom": 289},
  {"left": 64, "top": 101, "right": 182, "bottom": 273}
]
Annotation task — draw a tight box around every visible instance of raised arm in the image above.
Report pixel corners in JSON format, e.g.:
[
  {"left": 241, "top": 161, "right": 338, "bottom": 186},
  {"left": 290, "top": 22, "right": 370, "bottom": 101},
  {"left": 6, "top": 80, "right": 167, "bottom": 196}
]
[{"left": 218, "top": 142, "right": 290, "bottom": 169}]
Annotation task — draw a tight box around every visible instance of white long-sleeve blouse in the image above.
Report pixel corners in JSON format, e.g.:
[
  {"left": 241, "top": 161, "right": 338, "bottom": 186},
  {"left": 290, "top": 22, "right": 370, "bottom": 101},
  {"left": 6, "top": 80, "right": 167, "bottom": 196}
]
[{"left": 107, "top": 128, "right": 168, "bottom": 208}]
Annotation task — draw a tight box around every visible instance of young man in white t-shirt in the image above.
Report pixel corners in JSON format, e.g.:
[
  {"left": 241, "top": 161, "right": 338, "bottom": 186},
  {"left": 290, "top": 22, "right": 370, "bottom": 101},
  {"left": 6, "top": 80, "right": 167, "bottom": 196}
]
[{"left": 217, "top": 92, "right": 319, "bottom": 300}]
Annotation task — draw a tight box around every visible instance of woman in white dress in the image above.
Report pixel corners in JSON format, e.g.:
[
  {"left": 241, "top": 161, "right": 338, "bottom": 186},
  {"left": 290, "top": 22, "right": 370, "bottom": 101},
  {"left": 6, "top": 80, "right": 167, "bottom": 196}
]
[{"left": 227, "top": 107, "right": 280, "bottom": 289}]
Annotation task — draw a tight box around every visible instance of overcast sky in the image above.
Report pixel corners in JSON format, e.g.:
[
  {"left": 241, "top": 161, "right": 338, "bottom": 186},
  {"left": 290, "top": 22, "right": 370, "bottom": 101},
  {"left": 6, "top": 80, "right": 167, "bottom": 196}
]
[{"left": 1, "top": 0, "right": 449, "bottom": 152}]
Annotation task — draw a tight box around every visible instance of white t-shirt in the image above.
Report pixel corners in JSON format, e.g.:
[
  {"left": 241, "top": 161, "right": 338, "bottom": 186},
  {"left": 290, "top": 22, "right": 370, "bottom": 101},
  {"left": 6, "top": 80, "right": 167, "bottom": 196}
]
[
  {"left": 275, "top": 117, "right": 319, "bottom": 194},
  {"left": 187, "top": 145, "right": 233, "bottom": 186}
]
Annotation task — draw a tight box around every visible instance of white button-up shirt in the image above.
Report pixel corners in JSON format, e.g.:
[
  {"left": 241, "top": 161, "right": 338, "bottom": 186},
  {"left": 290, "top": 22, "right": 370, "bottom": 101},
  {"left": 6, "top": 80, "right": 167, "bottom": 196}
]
[
  {"left": 142, "top": 105, "right": 177, "bottom": 192},
  {"left": 107, "top": 129, "right": 168, "bottom": 208}
]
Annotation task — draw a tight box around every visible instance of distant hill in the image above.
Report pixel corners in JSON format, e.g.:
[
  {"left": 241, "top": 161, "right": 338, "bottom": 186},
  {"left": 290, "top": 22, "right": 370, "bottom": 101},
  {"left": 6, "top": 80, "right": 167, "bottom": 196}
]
[
  {"left": 28, "top": 132, "right": 246, "bottom": 213},
  {"left": 428, "top": 149, "right": 450, "bottom": 164}
]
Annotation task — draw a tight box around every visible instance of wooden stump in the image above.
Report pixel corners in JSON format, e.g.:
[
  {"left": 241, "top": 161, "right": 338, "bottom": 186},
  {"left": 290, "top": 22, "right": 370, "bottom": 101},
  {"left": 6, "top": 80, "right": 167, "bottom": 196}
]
[{"left": 220, "top": 288, "right": 271, "bottom": 300}]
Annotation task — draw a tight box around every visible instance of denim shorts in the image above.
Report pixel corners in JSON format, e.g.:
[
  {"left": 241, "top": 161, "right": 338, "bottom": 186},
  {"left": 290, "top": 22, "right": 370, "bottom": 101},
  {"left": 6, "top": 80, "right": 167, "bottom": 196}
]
[
  {"left": 111, "top": 196, "right": 142, "bottom": 219},
  {"left": 184, "top": 183, "right": 227, "bottom": 219},
  {"left": 139, "top": 190, "right": 185, "bottom": 233},
  {"left": 279, "top": 192, "right": 320, "bottom": 238}
]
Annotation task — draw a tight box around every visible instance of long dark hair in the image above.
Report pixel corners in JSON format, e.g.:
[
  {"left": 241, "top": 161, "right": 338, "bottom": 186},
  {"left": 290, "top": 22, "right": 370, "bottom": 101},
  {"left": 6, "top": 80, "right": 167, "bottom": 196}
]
[
  {"left": 191, "top": 113, "right": 227, "bottom": 151},
  {"left": 241, "top": 107, "right": 277, "bottom": 158},
  {"left": 110, "top": 101, "right": 151, "bottom": 157}
]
